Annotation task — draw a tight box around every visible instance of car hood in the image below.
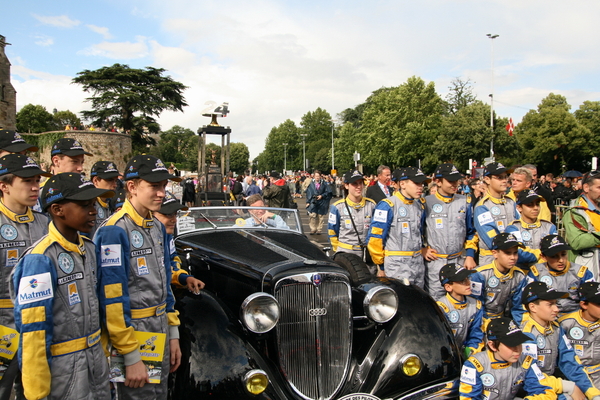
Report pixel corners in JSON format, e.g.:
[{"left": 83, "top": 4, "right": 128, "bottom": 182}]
[{"left": 178, "top": 229, "right": 333, "bottom": 271}]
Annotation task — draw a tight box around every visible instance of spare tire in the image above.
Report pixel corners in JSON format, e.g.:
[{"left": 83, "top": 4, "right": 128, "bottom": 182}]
[{"left": 332, "top": 252, "right": 372, "bottom": 285}]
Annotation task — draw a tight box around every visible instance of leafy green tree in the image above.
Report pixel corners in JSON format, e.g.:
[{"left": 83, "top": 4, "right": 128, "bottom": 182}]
[
  {"left": 300, "top": 108, "right": 334, "bottom": 172},
  {"left": 574, "top": 101, "right": 600, "bottom": 158},
  {"left": 16, "top": 104, "right": 55, "bottom": 133},
  {"left": 152, "top": 125, "right": 197, "bottom": 171},
  {"left": 53, "top": 110, "right": 82, "bottom": 130},
  {"left": 260, "top": 119, "right": 301, "bottom": 172},
  {"left": 230, "top": 142, "right": 250, "bottom": 174},
  {"left": 361, "top": 76, "right": 444, "bottom": 172},
  {"left": 517, "top": 93, "right": 593, "bottom": 174},
  {"left": 72, "top": 63, "right": 188, "bottom": 153},
  {"left": 333, "top": 122, "right": 364, "bottom": 172},
  {"left": 445, "top": 77, "right": 477, "bottom": 115}
]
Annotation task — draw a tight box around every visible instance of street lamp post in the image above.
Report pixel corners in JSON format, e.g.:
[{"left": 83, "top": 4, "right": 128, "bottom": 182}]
[
  {"left": 283, "top": 142, "right": 288, "bottom": 174},
  {"left": 487, "top": 33, "right": 499, "bottom": 159},
  {"left": 330, "top": 120, "right": 336, "bottom": 172},
  {"left": 300, "top": 134, "right": 307, "bottom": 171}
]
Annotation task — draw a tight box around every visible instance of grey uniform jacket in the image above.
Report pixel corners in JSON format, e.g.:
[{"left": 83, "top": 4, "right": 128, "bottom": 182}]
[
  {"left": 0, "top": 204, "right": 48, "bottom": 328},
  {"left": 328, "top": 197, "right": 376, "bottom": 257},
  {"left": 560, "top": 310, "right": 600, "bottom": 388}
]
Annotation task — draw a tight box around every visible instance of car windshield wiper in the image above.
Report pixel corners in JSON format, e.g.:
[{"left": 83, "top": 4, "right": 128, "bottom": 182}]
[{"left": 197, "top": 211, "right": 218, "bottom": 229}]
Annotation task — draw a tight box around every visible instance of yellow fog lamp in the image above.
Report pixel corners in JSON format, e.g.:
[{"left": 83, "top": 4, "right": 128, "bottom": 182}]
[
  {"left": 401, "top": 354, "right": 422, "bottom": 377},
  {"left": 244, "top": 369, "right": 269, "bottom": 395}
]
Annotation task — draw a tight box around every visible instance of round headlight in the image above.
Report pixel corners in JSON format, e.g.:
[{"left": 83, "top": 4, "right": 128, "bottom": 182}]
[
  {"left": 241, "top": 293, "right": 280, "bottom": 333},
  {"left": 363, "top": 286, "right": 398, "bottom": 323},
  {"left": 244, "top": 369, "right": 269, "bottom": 395},
  {"left": 400, "top": 354, "right": 422, "bottom": 376}
]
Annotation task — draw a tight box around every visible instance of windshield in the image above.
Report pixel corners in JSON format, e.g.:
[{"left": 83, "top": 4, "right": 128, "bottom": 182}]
[{"left": 176, "top": 206, "right": 303, "bottom": 235}]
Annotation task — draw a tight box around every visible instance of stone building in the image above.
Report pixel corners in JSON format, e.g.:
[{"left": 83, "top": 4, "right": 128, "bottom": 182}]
[{"left": 0, "top": 35, "right": 16, "bottom": 130}]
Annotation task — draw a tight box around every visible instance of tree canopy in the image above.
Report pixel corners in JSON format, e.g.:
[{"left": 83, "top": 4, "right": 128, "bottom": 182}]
[
  {"left": 72, "top": 63, "right": 188, "bottom": 153},
  {"left": 16, "top": 104, "right": 55, "bottom": 133}
]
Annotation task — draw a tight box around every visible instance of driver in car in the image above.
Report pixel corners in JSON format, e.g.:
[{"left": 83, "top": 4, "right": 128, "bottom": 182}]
[{"left": 240, "top": 194, "right": 289, "bottom": 229}]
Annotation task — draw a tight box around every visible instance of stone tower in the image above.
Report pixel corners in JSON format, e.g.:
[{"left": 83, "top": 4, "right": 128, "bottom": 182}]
[{"left": 0, "top": 35, "right": 16, "bottom": 130}]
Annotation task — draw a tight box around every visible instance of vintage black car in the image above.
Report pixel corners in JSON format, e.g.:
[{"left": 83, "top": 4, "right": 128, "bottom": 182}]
[{"left": 171, "top": 206, "right": 461, "bottom": 400}]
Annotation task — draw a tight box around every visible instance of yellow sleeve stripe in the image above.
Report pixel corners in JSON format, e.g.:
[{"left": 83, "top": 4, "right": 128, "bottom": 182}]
[
  {"left": 22, "top": 306, "right": 46, "bottom": 324},
  {"left": 371, "top": 227, "right": 383, "bottom": 236},
  {"left": 105, "top": 302, "right": 139, "bottom": 355},
  {"left": 22, "top": 330, "right": 51, "bottom": 399},
  {"left": 486, "top": 230, "right": 496, "bottom": 239}
]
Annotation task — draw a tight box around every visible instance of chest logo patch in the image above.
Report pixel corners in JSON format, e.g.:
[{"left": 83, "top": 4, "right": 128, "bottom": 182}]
[
  {"left": 68, "top": 282, "right": 81, "bottom": 306},
  {"left": 481, "top": 373, "right": 495, "bottom": 387},
  {"left": 398, "top": 207, "right": 407, "bottom": 217},
  {"left": 432, "top": 204, "right": 443, "bottom": 213},
  {"left": 97, "top": 208, "right": 105, "bottom": 219},
  {"left": 536, "top": 335, "right": 546, "bottom": 349},
  {"left": 0, "top": 225, "right": 17, "bottom": 241},
  {"left": 17, "top": 272, "right": 53, "bottom": 305},
  {"left": 491, "top": 206, "right": 501, "bottom": 216},
  {"left": 488, "top": 276, "right": 500, "bottom": 288},
  {"left": 540, "top": 275, "right": 553, "bottom": 287},
  {"left": 137, "top": 257, "right": 149, "bottom": 276},
  {"left": 570, "top": 327, "right": 584, "bottom": 340},
  {"left": 521, "top": 231, "right": 532, "bottom": 241},
  {"left": 58, "top": 252, "right": 75, "bottom": 274},
  {"left": 131, "top": 230, "right": 144, "bottom": 249},
  {"left": 448, "top": 310, "right": 460, "bottom": 323}
]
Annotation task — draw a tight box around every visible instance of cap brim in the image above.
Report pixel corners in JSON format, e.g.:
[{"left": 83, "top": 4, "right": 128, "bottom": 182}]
[
  {"left": 159, "top": 201, "right": 188, "bottom": 215},
  {"left": 438, "top": 174, "right": 463, "bottom": 182},
  {"left": 61, "top": 149, "right": 94, "bottom": 157},
  {"left": 538, "top": 291, "right": 569, "bottom": 301},
  {"left": 499, "top": 331, "right": 531, "bottom": 347},
  {"left": 518, "top": 196, "right": 546, "bottom": 205},
  {"left": 345, "top": 176, "right": 363, "bottom": 184},
  {"left": 94, "top": 172, "right": 120, "bottom": 179},
  {"left": 542, "top": 244, "right": 571, "bottom": 256},
  {"left": 138, "top": 172, "right": 182, "bottom": 183},
  {"left": 411, "top": 176, "right": 431, "bottom": 184},
  {"left": 4, "top": 143, "right": 39, "bottom": 153},
  {"left": 583, "top": 295, "right": 600, "bottom": 304},
  {"left": 495, "top": 242, "right": 525, "bottom": 250},
  {"left": 449, "top": 269, "right": 476, "bottom": 282},
  {"left": 67, "top": 188, "right": 115, "bottom": 201},
  {"left": 12, "top": 168, "right": 52, "bottom": 178}
]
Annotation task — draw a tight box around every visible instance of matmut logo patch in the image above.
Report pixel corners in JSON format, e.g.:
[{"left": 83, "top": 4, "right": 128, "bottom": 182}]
[
  {"left": 18, "top": 272, "right": 53, "bottom": 305},
  {"left": 100, "top": 245, "right": 121, "bottom": 267}
]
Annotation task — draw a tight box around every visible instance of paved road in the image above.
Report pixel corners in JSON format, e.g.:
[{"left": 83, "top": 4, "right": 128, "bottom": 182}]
[{"left": 294, "top": 195, "right": 341, "bottom": 248}]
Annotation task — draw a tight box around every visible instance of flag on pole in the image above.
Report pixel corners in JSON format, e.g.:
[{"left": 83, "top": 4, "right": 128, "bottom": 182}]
[{"left": 505, "top": 118, "right": 514, "bottom": 136}]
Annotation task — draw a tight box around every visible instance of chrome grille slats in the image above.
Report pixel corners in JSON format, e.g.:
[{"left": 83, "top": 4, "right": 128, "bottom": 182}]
[{"left": 275, "top": 273, "right": 352, "bottom": 400}]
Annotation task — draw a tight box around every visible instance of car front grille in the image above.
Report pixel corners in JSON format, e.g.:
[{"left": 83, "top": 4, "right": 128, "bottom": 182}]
[{"left": 275, "top": 272, "right": 352, "bottom": 400}]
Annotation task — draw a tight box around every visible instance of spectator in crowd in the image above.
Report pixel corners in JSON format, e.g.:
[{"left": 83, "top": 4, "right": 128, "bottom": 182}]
[
  {"left": 366, "top": 165, "right": 393, "bottom": 204},
  {"left": 507, "top": 167, "right": 552, "bottom": 224},
  {"left": 523, "top": 164, "right": 556, "bottom": 223},
  {"left": 263, "top": 171, "right": 291, "bottom": 209},
  {"left": 306, "top": 170, "right": 332, "bottom": 234},
  {"left": 244, "top": 175, "right": 262, "bottom": 198},
  {"left": 563, "top": 170, "right": 600, "bottom": 272},
  {"left": 232, "top": 175, "right": 245, "bottom": 206},
  {"left": 182, "top": 174, "right": 196, "bottom": 207}
]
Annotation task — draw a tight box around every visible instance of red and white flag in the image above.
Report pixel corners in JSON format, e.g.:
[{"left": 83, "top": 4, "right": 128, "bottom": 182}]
[{"left": 505, "top": 118, "right": 515, "bottom": 136}]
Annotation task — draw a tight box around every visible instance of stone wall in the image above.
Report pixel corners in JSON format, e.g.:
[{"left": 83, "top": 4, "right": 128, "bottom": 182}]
[
  {"left": 34, "top": 131, "right": 133, "bottom": 175},
  {"left": 0, "top": 35, "right": 16, "bottom": 130}
]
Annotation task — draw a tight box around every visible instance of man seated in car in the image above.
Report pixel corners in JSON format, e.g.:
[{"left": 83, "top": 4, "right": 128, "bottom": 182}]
[{"left": 239, "top": 194, "right": 289, "bottom": 229}]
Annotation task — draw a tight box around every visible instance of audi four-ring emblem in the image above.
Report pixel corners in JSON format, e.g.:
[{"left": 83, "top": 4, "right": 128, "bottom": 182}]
[{"left": 309, "top": 308, "right": 327, "bottom": 317}]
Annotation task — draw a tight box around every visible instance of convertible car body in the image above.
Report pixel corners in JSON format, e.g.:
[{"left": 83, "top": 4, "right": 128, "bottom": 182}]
[{"left": 171, "top": 206, "right": 460, "bottom": 400}]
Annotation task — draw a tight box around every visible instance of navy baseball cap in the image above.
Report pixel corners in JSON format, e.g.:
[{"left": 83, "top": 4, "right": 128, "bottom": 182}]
[
  {"left": 344, "top": 170, "right": 364, "bottom": 184},
  {"left": 91, "top": 161, "right": 120, "bottom": 179},
  {"left": 0, "top": 130, "right": 38, "bottom": 152},
  {"left": 522, "top": 281, "right": 568, "bottom": 305},
  {"left": 439, "top": 263, "right": 475, "bottom": 285},
  {"left": 108, "top": 188, "right": 126, "bottom": 212},
  {"left": 158, "top": 191, "right": 188, "bottom": 215},
  {"left": 486, "top": 318, "right": 531, "bottom": 347},
  {"left": 492, "top": 232, "right": 525, "bottom": 250},
  {"left": 578, "top": 282, "right": 600, "bottom": 304},
  {"left": 0, "top": 154, "right": 51, "bottom": 178},
  {"left": 484, "top": 162, "right": 509, "bottom": 176},
  {"left": 394, "top": 167, "right": 431, "bottom": 184},
  {"left": 540, "top": 235, "right": 571, "bottom": 257},
  {"left": 51, "top": 138, "right": 93, "bottom": 157},
  {"left": 516, "top": 189, "right": 545, "bottom": 205},
  {"left": 124, "top": 155, "right": 181, "bottom": 182},
  {"left": 41, "top": 173, "right": 114, "bottom": 211},
  {"left": 434, "top": 163, "right": 463, "bottom": 182}
]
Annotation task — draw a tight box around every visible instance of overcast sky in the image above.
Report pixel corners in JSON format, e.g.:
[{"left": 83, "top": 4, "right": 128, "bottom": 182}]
[{"left": 4, "top": 0, "right": 600, "bottom": 159}]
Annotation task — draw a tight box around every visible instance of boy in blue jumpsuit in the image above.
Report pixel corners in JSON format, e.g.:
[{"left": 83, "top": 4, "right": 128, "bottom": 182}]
[
  {"left": 367, "top": 167, "right": 429, "bottom": 287},
  {"left": 0, "top": 154, "right": 50, "bottom": 400},
  {"left": 460, "top": 317, "right": 569, "bottom": 400},
  {"left": 559, "top": 282, "right": 600, "bottom": 390},
  {"left": 153, "top": 191, "right": 204, "bottom": 294},
  {"left": 436, "top": 263, "right": 484, "bottom": 358},
  {"left": 506, "top": 190, "right": 557, "bottom": 270},
  {"left": 528, "top": 235, "right": 595, "bottom": 316},
  {"left": 474, "top": 163, "right": 519, "bottom": 266},
  {"left": 520, "top": 281, "right": 599, "bottom": 400},
  {"left": 94, "top": 155, "right": 182, "bottom": 400},
  {"left": 470, "top": 233, "right": 529, "bottom": 324},
  {"left": 12, "top": 172, "right": 113, "bottom": 400}
]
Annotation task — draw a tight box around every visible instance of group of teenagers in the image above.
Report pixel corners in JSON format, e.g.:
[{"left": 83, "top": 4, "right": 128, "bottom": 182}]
[
  {"left": 327, "top": 162, "right": 600, "bottom": 400},
  {"left": 0, "top": 129, "right": 203, "bottom": 400}
]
